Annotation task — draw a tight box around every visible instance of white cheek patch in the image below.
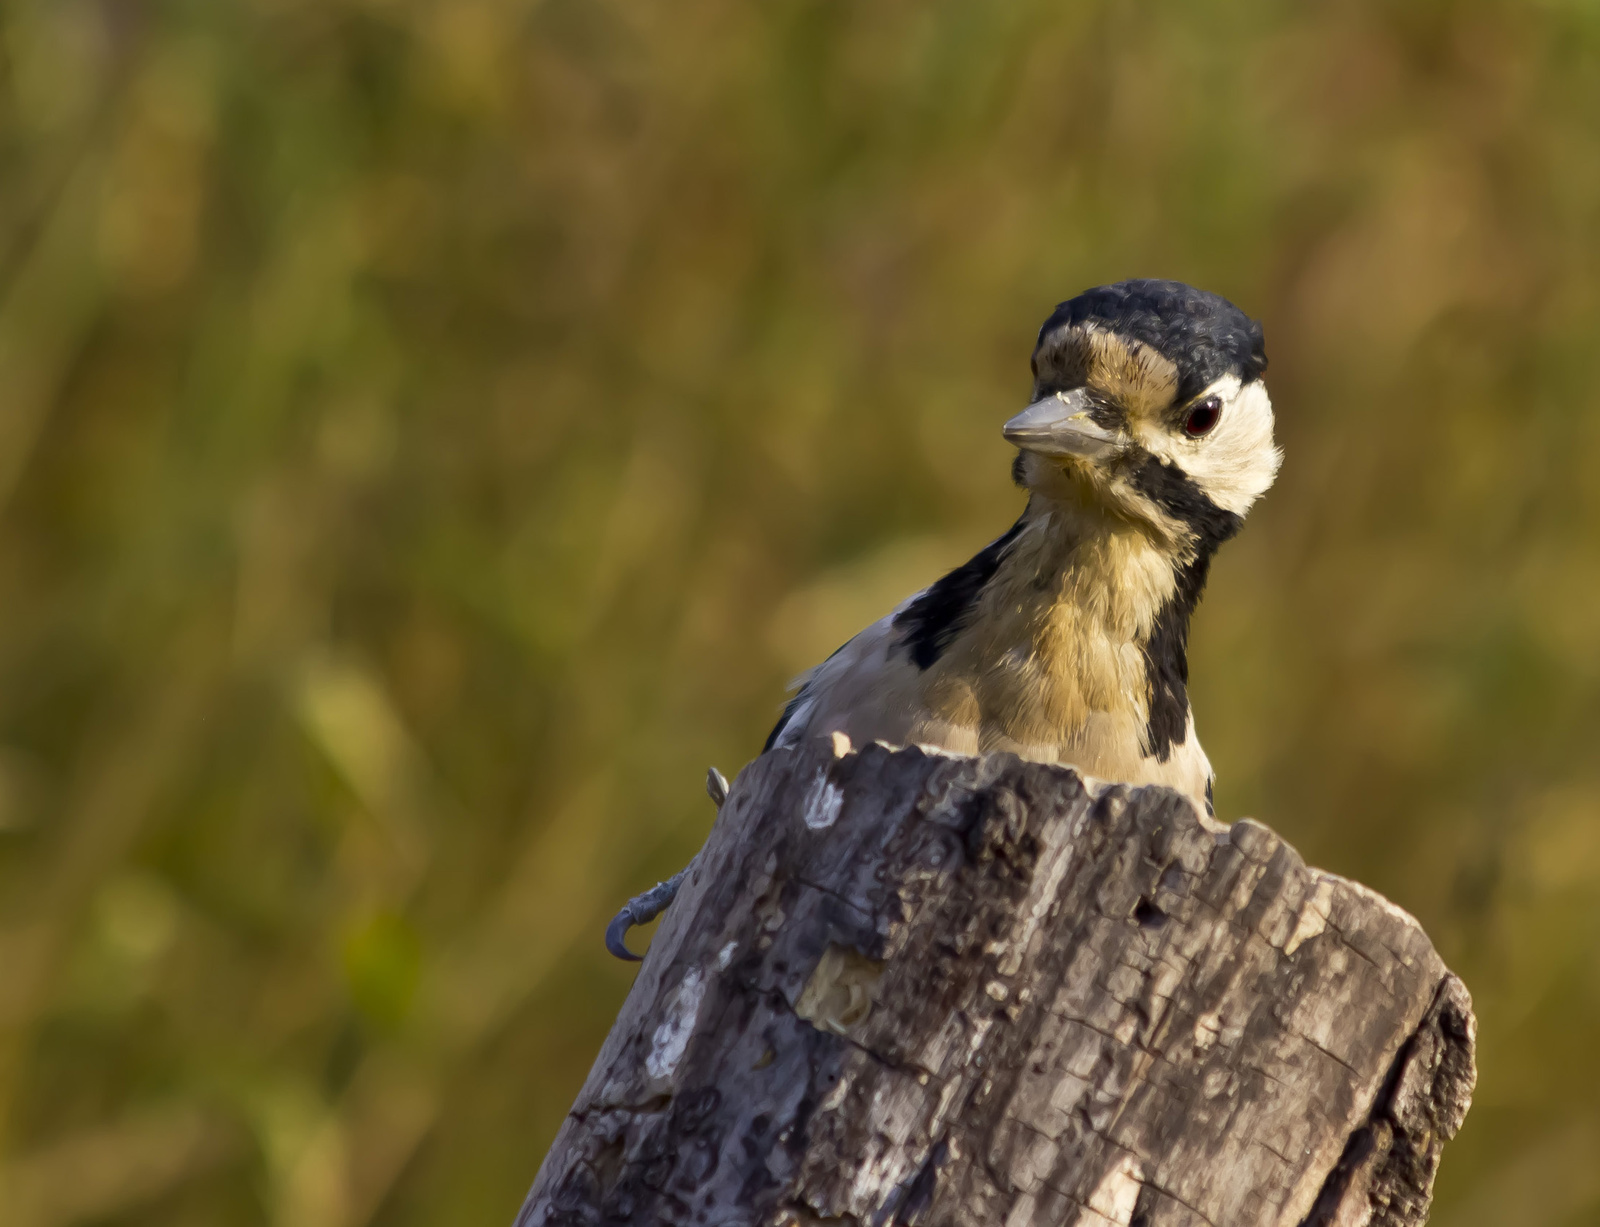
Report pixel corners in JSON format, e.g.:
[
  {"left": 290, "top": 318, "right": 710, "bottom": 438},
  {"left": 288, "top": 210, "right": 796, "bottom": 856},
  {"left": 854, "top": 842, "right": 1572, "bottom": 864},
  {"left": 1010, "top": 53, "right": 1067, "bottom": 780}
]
[{"left": 1136, "top": 376, "right": 1281, "bottom": 517}]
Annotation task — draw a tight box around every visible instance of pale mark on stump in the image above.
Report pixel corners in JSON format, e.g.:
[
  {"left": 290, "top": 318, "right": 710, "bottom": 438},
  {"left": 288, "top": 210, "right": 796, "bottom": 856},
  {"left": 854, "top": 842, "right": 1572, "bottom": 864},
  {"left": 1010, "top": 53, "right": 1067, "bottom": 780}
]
[
  {"left": 803, "top": 772, "right": 845, "bottom": 830},
  {"left": 794, "top": 944, "right": 884, "bottom": 1035},
  {"left": 646, "top": 967, "right": 704, "bottom": 1081},
  {"left": 1081, "top": 1154, "right": 1145, "bottom": 1226},
  {"left": 995, "top": 811, "right": 1080, "bottom": 976},
  {"left": 1006, "top": 1192, "right": 1038, "bottom": 1227},
  {"left": 1284, "top": 877, "right": 1335, "bottom": 956}
]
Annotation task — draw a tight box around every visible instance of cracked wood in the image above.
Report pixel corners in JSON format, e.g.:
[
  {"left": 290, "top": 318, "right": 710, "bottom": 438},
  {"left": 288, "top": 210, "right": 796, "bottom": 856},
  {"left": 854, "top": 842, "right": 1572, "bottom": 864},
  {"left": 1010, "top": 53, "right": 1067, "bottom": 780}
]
[{"left": 516, "top": 740, "right": 1475, "bottom": 1227}]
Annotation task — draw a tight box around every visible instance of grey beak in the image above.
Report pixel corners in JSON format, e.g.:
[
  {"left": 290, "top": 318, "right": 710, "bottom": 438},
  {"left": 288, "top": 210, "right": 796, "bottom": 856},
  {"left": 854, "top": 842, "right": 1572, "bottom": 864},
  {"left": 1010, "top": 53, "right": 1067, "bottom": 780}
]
[{"left": 1002, "top": 389, "right": 1122, "bottom": 460}]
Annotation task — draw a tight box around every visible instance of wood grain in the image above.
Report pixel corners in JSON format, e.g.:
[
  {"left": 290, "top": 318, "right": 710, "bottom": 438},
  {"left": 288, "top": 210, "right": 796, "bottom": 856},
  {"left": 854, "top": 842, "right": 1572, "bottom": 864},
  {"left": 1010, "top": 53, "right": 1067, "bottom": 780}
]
[{"left": 517, "top": 739, "right": 1475, "bottom": 1227}]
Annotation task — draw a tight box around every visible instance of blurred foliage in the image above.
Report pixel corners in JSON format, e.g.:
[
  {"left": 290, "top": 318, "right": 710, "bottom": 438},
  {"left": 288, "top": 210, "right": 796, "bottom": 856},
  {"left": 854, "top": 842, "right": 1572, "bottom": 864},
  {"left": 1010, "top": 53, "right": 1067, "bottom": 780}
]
[{"left": 0, "top": 0, "right": 1597, "bottom": 1223}]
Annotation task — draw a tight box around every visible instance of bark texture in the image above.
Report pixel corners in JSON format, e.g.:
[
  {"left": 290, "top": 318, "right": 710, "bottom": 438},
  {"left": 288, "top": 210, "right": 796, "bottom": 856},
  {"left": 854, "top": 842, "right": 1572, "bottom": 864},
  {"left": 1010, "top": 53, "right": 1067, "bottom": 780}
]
[{"left": 517, "top": 739, "right": 1475, "bottom": 1227}]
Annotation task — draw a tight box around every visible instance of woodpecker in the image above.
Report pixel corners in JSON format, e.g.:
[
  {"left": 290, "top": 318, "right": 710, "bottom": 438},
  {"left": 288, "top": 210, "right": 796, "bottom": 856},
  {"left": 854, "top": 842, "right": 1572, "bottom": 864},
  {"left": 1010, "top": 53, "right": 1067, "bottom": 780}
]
[{"left": 607, "top": 279, "right": 1279, "bottom": 959}]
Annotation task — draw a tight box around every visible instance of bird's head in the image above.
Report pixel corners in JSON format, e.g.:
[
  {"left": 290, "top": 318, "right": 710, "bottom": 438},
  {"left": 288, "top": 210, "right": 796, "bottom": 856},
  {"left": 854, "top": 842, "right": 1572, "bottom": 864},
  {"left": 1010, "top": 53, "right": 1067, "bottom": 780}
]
[{"left": 1006, "top": 279, "right": 1280, "bottom": 556}]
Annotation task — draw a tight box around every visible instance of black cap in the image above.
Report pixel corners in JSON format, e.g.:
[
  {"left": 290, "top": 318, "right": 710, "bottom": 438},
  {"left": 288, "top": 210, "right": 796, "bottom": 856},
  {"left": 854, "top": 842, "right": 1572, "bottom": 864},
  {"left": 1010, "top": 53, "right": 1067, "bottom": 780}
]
[{"left": 1037, "top": 279, "right": 1267, "bottom": 402}]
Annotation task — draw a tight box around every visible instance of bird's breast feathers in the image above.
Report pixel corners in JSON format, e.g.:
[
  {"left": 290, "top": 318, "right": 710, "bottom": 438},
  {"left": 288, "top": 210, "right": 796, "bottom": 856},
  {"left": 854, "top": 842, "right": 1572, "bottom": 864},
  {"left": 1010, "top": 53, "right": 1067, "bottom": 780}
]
[{"left": 769, "top": 512, "right": 1214, "bottom": 804}]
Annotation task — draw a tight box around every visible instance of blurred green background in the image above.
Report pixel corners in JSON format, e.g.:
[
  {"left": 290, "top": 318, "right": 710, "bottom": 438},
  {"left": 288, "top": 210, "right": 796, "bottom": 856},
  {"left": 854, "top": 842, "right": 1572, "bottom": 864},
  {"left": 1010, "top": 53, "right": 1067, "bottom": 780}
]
[{"left": 0, "top": 0, "right": 1597, "bottom": 1223}]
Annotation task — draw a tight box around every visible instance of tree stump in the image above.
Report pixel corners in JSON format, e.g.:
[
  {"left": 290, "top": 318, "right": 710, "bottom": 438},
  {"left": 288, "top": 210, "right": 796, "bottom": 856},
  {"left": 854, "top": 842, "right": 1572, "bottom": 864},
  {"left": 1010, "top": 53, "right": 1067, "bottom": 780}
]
[{"left": 516, "top": 738, "right": 1476, "bottom": 1227}]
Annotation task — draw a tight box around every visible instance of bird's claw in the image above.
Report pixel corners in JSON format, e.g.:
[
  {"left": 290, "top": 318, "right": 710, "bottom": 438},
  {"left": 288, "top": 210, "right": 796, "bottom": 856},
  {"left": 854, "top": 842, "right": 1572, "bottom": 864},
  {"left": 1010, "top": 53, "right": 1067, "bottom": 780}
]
[
  {"left": 603, "top": 869, "right": 681, "bottom": 960},
  {"left": 603, "top": 912, "right": 641, "bottom": 961},
  {"left": 605, "top": 767, "right": 729, "bottom": 961},
  {"left": 706, "top": 766, "right": 729, "bottom": 807}
]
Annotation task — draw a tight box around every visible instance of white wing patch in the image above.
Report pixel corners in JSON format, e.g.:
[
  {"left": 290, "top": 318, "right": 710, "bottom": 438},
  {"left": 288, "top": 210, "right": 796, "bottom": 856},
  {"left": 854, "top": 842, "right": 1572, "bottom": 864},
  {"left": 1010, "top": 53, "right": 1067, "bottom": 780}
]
[{"left": 770, "top": 695, "right": 815, "bottom": 750}]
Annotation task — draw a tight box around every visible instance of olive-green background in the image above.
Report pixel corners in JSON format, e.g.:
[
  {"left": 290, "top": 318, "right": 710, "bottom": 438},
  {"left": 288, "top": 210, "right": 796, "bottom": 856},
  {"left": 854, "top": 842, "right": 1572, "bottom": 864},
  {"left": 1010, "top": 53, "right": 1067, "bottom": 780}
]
[{"left": 0, "top": 1, "right": 1596, "bottom": 1224}]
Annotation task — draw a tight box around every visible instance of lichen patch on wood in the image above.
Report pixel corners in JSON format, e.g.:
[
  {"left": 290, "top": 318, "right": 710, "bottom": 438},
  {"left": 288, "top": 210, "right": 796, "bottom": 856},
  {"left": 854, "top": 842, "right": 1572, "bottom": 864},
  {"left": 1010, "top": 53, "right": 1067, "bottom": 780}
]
[
  {"left": 644, "top": 967, "right": 705, "bottom": 1083},
  {"left": 517, "top": 741, "right": 1475, "bottom": 1227},
  {"left": 794, "top": 945, "right": 884, "bottom": 1035}
]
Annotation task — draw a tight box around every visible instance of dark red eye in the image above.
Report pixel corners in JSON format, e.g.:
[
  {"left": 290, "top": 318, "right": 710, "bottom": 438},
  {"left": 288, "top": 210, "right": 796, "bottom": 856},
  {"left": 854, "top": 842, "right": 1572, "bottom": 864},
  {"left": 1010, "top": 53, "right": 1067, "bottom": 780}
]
[{"left": 1183, "top": 396, "right": 1222, "bottom": 437}]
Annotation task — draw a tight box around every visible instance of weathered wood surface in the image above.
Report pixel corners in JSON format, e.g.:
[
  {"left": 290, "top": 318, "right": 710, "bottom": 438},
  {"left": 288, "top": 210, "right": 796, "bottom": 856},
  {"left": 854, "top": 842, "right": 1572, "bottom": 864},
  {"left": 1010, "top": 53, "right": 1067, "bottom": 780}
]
[{"left": 518, "top": 738, "right": 1475, "bottom": 1227}]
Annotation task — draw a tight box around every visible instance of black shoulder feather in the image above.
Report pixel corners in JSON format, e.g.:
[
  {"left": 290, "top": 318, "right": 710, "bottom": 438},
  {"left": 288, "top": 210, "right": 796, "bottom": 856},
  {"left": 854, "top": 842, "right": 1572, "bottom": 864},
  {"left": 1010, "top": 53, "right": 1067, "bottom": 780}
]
[
  {"left": 894, "top": 517, "right": 1026, "bottom": 670},
  {"left": 761, "top": 690, "right": 810, "bottom": 753}
]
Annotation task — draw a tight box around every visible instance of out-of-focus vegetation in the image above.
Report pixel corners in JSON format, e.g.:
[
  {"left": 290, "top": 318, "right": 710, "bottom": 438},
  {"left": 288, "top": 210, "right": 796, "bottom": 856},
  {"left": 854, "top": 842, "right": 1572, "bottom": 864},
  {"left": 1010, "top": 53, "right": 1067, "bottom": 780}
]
[{"left": 0, "top": 0, "right": 1597, "bottom": 1223}]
